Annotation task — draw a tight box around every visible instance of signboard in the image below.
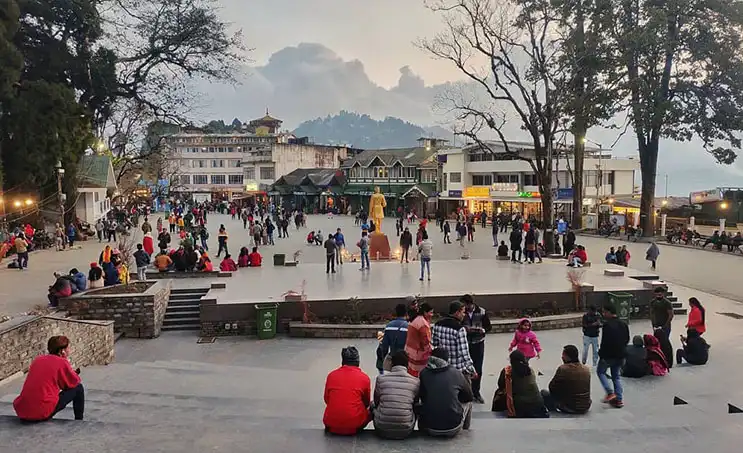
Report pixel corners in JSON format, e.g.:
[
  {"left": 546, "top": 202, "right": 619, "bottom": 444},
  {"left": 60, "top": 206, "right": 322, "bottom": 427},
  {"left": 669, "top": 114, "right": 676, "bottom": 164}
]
[
  {"left": 464, "top": 187, "right": 491, "bottom": 198},
  {"left": 555, "top": 188, "right": 573, "bottom": 200},
  {"left": 491, "top": 182, "right": 518, "bottom": 192},
  {"left": 518, "top": 191, "right": 541, "bottom": 198},
  {"left": 244, "top": 180, "right": 259, "bottom": 192},
  {"left": 448, "top": 190, "right": 462, "bottom": 198},
  {"left": 690, "top": 189, "right": 722, "bottom": 204}
]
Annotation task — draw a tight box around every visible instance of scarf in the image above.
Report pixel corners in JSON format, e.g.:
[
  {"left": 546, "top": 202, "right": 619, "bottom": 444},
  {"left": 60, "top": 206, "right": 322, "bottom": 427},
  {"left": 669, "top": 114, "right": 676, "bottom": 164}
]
[
  {"left": 101, "top": 248, "right": 112, "bottom": 263},
  {"left": 504, "top": 366, "right": 516, "bottom": 417}
]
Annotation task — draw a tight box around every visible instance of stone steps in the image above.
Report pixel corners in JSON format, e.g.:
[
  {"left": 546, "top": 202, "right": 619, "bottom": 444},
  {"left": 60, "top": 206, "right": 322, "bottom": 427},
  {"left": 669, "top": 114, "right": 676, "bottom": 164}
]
[{"left": 162, "top": 289, "right": 206, "bottom": 332}]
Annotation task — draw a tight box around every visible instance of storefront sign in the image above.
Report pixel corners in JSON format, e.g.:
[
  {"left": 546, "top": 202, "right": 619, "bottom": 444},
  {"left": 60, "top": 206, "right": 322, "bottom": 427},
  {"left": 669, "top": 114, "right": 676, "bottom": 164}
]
[
  {"left": 555, "top": 188, "right": 573, "bottom": 200},
  {"left": 518, "top": 191, "right": 541, "bottom": 198},
  {"left": 244, "top": 180, "right": 259, "bottom": 192},
  {"left": 690, "top": 189, "right": 722, "bottom": 203},
  {"left": 464, "top": 187, "right": 491, "bottom": 198},
  {"left": 448, "top": 190, "right": 462, "bottom": 198},
  {"left": 491, "top": 182, "right": 518, "bottom": 192},
  {"left": 293, "top": 191, "right": 307, "bottom": 196}
]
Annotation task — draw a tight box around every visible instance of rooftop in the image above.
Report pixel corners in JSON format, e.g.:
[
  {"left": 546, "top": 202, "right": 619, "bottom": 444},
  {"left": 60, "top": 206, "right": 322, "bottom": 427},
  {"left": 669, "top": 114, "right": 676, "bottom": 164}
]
[{"left": 341, "top": 147, "right": 438, "bottom": 168}]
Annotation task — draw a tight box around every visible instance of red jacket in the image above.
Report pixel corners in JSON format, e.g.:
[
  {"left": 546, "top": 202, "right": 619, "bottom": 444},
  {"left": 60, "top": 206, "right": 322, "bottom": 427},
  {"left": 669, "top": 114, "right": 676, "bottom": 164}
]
[
  {"left": 219, "top": 258, "right": 237, "bottom": 271},
  {"left": 248, "top": 252, "right": 262, "bottom": 267},
  {"left": 686, "top": 306, "right": 706, "bottom": 334},
  {"left": 323, "top": 365, "right": 371, "bottom": 435},
  {"left": 575, "top": 249, "right": 588, "bottom": 263},
  {"left": 14, "top": 355, "right": 81, "bottom": 421},
  {"left": 238, "top": 254, "right": 249, "bottom": 267}
]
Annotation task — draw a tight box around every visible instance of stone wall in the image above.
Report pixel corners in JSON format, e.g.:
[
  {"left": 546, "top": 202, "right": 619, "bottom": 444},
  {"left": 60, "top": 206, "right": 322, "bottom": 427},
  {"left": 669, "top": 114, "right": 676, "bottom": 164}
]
[
  {"left": 61, "top": 281, "right": 171, "bottom": 338},
  {"left": 142, "top": 270, "right": 232, "bottom": 279},
  {"left": 0, "top": 315, "right": 114, "bottom": 382}
]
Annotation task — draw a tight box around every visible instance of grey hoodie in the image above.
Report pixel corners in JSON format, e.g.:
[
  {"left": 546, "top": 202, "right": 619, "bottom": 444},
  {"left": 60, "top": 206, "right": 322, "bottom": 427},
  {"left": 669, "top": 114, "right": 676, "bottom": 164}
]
[{"left": 418, "top": 356, "right": 474, "bottom": 432}]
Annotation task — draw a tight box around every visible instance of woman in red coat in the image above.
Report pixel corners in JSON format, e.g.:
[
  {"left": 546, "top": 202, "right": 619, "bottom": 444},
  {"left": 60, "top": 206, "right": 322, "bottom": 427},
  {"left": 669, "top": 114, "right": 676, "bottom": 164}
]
[
  {"left": 143, "top": 232, "right": 155, "bottom": 256},
  {"left": 686, "top": 297, "right": 706, "bottom": 334}
]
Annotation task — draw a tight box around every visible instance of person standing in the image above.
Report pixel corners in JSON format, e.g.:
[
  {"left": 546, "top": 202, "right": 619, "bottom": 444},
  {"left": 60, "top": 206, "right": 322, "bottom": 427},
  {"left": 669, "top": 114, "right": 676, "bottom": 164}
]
[
  {"left": 107, "top": 219, "right": 117, "bottom": 242},
  {"left": 510, "top": 228, "right": 522, "bottom": 263},
  {"left": 334, "top": 228, "right": 345, "bottom": 265},
  {"left": 461, "top": 294, "right": 491, "bottom": 404},
  {"left": 324, "top": 233, "right": 337, "bottom": 274},
  {"left": 443, "top": 221, "right": 452, "bottom": 244},
  {"left": 432, "top": 301, "right": 477, "bottom": 378},
  {"left": 95, "top": 219, "right": 104, "bottom": 243},
  {"left": 217, "top": 224, "right": 229, "bottom": 257},
  {"left": 563, "top": 228, "right": 576, "bottom": 258},
  {"left": 66, "top": 224, "right": 77, "bottom": 248},
  {"left": 581, "top": 305, "right": 602, "bottom": 366},
  {"left": 524, "top": 227, "right": 537, "bottom": 264},
  {"left": 480, "top": 210, "right": 487, "bottom": 229},
  {"left": 597, "top": 305, "right": 630, "bottom": 408},
  {"left": 358, "top": 231, "right": 370, "bottom": 271},
  {"left": 399, "top": 227, "right": 413, "bottom": 263},
  {"left": 686, "top": 297, "right": 706, "bottom": 335},
  {"left": 646, "top": 242, "right": 660, "bottom": 270},
  {"left": 418, "top": 233, "right": 433, "bottom": 281},
  {"left": 14, "top": 233, "right": 29, "bottom": 270},
  {"left": 377, "top": 304, "right": 409, "bottom": 373},
  {"left": 492, "top": 218, "right": 499, "bottom": 247},
  {"left": 404, "top": 303, "right": 434, "bottom": 377},
  {"left": 650, "top": 286, "right": 674, "bottom": 337},
  {"left": 133, "top": 243, "right": 150, "bottom": 281}
]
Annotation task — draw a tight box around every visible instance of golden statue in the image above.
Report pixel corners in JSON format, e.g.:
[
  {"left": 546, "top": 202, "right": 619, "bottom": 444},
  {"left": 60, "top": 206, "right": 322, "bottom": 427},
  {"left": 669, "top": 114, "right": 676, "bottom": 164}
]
[{"left": 368, "top": 186, "right": 387, "bottom": 234}]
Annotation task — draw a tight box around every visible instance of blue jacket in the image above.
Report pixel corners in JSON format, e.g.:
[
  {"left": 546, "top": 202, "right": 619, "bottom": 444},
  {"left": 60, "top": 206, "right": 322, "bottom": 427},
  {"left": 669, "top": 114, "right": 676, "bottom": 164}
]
[
  {"left": 334, "top": 232, "right": 345, "bottom": 247},
  {"left": 380, "top": 318, "right": 409, "bottom": 358},
  {"left": 71, "top": 272, "right": 87, "bottom": 292}
]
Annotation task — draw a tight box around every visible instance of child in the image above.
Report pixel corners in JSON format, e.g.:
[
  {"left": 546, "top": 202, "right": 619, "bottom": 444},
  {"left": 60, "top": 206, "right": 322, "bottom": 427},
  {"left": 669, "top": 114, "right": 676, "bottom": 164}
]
[{"left": 508, "top": 318, "right": 542, "bottom": 361}]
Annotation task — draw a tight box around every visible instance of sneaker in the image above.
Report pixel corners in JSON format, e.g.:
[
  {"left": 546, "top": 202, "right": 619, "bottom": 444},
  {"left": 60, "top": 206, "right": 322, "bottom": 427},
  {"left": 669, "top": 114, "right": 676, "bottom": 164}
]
[
  {"left": 610, "top": 399, "right": 624, "bottom": 408},
  {"left": 602, "top": 393, "right": 617, "bottom": 404}
]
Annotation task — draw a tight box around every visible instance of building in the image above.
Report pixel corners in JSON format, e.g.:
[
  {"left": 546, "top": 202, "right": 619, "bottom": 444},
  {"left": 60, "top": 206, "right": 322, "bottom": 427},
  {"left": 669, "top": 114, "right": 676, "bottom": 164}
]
[
  {"left": 165, "top": 113, "right": 283, "bottom": 202},
  {"left": 439, "top": 141, "right": 639, "bottom": 219},
  {"left": 242, "top": 143, "right": 351, "bottom": 201},
  {"left": 340, "top": 138, "right": 445, "bottom": 215},
  {"left": 269, "top": 168, "right": 346, "bottom": 212},
  {"left": 76, "top": 155, "right": 117, "bottom": 223}
]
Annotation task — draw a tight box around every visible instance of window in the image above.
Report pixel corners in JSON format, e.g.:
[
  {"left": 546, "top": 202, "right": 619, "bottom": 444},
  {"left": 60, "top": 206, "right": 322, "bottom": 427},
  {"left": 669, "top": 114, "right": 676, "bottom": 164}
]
[
  {"left": 522, "top": 174, "right": 539, "bottom": 186},
  {"left": 197, "top": 160, "right": 206, "bottom": 168},
  {"left": 374, "top": 166, "right": 388, "bottom": 179},
  {"left": 179, "top": 175, "right": 191, "bottom": 185},
  {"left": 606, "top": 171, "right": 614, "bottom": 185},
  {"left": 495, "top": 174, "right": 519, "bottom": 184},
  {"left": 260, "top": 166, "right": 275, "bottom": 180},
  {"left": 421, "top": 170, "right": 437, "bottom": 184},
  {"left": 211, "top": 174, "right": 226, "bottom": 185},
  {"left": 244, "top": 167, "right": 255, "bottom": 179},
  {"left": 450, "top": 172, "right": 462, "bottom": 183},
  {"left": 228, "top": 159, "right": 241, "bottom": 168},
  {"left": 228, "top": 174, "right": 243, "bottom": 185},
  {"left": 193, "top": 174, "right": 208, "bottom": 184},
  {"left": 208, "top": 147, "right": 216, "bottom": 153},
  {"left": 212, "top": 159, "right": 224, "bottom": 168},
  {"left": 471, "top": 174, "right": 493, "bottom": 186},
  {"left": 443, "top": 173, "right": 448, "bottom": 191},
  {"left": 584, "top": 170, "right": 598, "bottom": 187},
  {"left": 94, "top": 192, "right": 99, "bottom": 202}
]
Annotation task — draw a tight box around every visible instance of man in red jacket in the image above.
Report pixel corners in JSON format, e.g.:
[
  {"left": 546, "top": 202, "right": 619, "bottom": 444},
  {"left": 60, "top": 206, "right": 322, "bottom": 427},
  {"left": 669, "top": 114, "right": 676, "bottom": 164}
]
[
  {"left": 14, "top": 335, "right": 84, "bottom": 421},
  {"left": 323, "top": 346, "right": 371, "bottom": 435}
]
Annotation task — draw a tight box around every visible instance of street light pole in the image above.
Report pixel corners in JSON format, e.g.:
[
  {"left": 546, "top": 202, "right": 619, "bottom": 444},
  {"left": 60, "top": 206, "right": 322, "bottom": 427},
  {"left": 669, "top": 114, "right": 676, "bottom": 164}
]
[
  {"left": 664, "top": 174, "right": 669, "bottom": 199},
  {"left": 56, "top": 161, "right": 66, "bottom": 227}
]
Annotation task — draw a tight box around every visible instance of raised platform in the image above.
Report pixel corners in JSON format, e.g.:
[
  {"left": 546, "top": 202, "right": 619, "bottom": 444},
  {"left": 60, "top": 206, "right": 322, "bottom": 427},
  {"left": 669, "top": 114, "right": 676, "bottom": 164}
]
[{"left": 199, "top": 260, "right": 655, "bottom": 336}]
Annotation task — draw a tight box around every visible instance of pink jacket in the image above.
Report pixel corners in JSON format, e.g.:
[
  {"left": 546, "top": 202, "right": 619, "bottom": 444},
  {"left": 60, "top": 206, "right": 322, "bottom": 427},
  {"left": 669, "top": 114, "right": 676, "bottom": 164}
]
[{"left": 509, "top": 329, "right": 542, "bottom": 359}]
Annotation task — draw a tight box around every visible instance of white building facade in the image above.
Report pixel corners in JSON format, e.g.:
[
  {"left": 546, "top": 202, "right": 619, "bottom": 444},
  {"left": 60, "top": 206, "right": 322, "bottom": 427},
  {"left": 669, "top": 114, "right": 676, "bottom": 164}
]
[{"left": 438, "top": 141, "right": 639, "bottom": 218}]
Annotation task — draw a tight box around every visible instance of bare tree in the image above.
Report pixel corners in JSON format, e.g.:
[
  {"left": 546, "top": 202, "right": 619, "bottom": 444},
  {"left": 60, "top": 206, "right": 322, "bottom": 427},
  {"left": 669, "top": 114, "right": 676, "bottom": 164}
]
[{"left": 422, "top": 0, "right": 567, "bottom": 251}]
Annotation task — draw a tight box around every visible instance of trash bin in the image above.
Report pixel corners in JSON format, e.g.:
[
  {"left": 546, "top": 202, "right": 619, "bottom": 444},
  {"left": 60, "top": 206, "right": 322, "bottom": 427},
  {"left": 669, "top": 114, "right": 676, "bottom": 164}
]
[
  {"left": 255, "top": 303, "right": 279, "bottom": 339},
  {"left": 273, "top": 253, "right": 286, "bottom": 266},
  {"left": 607, "top": 292, "right": 633, "bottom": 324}
]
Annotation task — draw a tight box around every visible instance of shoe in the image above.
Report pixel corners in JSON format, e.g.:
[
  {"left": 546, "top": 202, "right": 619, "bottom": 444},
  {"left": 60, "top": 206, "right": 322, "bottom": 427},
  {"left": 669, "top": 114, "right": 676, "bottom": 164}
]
[
  {"left": 428, "top": 277, "right": 431, "bottom": 281},
  {"left": 332, "top": 270, "right": 336, "bottom": 273},
  {"left": 610, "top": 399, "right": 624, "bottom": 408},
  {"left": 602, "top": 393, "right": 617, "bottom": 404},
  {"left": 419, "top": 278, "right": 424, "bottom": 281}
]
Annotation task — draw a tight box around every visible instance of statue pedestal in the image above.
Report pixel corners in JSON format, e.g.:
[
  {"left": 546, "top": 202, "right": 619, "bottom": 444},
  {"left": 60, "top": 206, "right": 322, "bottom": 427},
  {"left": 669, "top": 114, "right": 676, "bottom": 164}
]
[{"left": 369, "top": 232, "right": 391, "bottom": 260}]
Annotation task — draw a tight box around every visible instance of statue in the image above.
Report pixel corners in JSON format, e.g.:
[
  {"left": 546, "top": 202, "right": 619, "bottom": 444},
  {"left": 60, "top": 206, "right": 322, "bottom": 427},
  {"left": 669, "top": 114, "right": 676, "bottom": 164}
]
[{"left": 368, "top": 187, "right": 387, "bottom": 234}]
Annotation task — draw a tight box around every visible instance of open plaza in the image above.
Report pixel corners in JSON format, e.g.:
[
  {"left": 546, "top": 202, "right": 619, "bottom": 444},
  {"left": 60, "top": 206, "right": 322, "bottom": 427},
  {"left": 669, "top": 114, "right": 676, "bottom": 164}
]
[{"left": 1, "top": 213, "right": 742, "bottom": 452}]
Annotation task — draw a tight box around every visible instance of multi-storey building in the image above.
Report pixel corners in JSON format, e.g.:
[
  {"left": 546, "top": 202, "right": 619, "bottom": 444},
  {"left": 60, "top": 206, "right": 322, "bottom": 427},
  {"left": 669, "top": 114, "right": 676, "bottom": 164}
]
[{"left": 439, "top": 141, "right": 639, "bottom": 219}]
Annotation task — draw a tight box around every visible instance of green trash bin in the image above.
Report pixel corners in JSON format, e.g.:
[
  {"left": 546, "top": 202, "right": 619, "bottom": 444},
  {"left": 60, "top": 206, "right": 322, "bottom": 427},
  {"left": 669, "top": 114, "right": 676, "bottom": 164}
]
[
  {"left": 255, "top": 303, "right": 279, "bottom": 339},
  {"left": 273, "top": 253, "right": 286, "bottom": 266},
  {"left": 607, "top": 292, "right": 633, "bottom": 324}
]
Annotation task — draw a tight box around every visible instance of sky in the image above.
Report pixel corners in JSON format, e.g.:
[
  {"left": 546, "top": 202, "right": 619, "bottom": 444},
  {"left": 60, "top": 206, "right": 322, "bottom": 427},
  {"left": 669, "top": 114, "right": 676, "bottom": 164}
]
[{"left": 190, "top": 0, "right": 743, "bottom": 196}]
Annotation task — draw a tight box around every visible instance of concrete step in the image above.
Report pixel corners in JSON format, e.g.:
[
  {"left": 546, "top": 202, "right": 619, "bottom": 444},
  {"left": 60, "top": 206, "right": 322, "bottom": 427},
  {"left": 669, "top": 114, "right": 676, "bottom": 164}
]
[
  {"left": 167, "top": 298, "right": 202, "bottom": 307},
  {"left": 164, "top": 310, "right": 199, "bottom": 319},
  {"left": 674, "top": 309, "right": 688, "bottom": 315},
  {"left": 169, "top": 292, "right": 208, "bottom": 301},
  {"left": 166, "top": 304, "right": 199, "bottom": 313},
  {"left": 162, "top": 317, "right": 199, "bottom": 326},
  {"left": 170, "top": 288, "right": 210, "bottom": 295},
  {"left": 161, "top": 324, "right": 201, "bottom": 331},
  {"left": 668, "top": 296, "right": 679, "bottom": 302},
  {"left": 672, "top": 302, "right": 683, "bottom": 308}
]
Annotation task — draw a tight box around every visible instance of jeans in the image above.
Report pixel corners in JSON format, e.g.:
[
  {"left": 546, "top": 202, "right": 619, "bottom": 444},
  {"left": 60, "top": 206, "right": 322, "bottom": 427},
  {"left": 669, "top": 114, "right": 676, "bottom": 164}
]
[
  {"left": 201, "top": 238, "right": 208, "bottom": 250},
  {"left": 511, "top": 249, "right": 521, "bottom": 262},
  {"left": 582, "top": 335, "right": 599, "bottom": 366},
  {"left": 269, "top": 234, "right": 274, "bottom": 245},
  {"left": 326, "top": 254, "right": 335, "bottom": 273},
  {"left": 419, "top": 257, "right": 431, "bottom": 280},
  {"left": 444, "top": 232, "right": 451, "bottom": 244},
  {"left": 336, "top": 246, "right": 343, "bottom": 264},
  {"left": 52, "top": 383, "right": 85, "bottom": 420},
  {"left": 469, "top": 341, "right": 485, "bottom": 396},
  {"left": 492, "top": 234, "right": 498, "bottom": 246},
  {"left": 17, "top": 252, "right": 28, "bottom": 269},
  {"left": 137, "top": 267, "right": 147, "bottom": 281},
  {"left": 360, "top": 251, "right": 370, "bottom": 269},
  {"left": 401, "top": 246, "right": 409, "bottom": 262},
  {"left": 597, "top": 358, "right": 624, "bottom": 401},
  {"left": 217, "top": 241, "right": 228, "bottom": 257},
  {"left": 97, "top": 231, "right": 103, "bottom": 242}
]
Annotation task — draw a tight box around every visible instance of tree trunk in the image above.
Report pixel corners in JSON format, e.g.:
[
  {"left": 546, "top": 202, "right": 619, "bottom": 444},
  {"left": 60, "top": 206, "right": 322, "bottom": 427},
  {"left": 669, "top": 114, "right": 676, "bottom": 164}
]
[
  {"left": 542, "top": 185, "right": 555, "bottom": 254},
  {"left": 572, "top": 130, "right": 585, "bottom": 229},
  {"left": 639, "top": 139, "right": 658, "bottom": 236}
]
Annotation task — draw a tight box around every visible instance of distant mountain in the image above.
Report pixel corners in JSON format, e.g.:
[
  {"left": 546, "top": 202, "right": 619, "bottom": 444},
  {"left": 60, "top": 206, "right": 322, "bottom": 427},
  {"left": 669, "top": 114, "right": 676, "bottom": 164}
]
[{"left": 293, "top": 111, "right": 454, "bottom": 149}]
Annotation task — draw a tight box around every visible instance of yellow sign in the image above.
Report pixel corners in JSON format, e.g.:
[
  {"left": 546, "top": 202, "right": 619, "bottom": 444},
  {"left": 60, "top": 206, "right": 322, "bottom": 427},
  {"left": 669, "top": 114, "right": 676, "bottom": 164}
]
[
  {"left": 244, "top": 180, "right": 259, "bottom": 192},
  {"left": 464, "top": 187, "right": 490, "bottom": 198}
]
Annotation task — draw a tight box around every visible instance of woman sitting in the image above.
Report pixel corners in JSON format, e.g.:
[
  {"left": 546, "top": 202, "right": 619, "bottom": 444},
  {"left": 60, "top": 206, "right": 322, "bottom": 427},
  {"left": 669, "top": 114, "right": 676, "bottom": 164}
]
[
  {"left": 643, "top": 334, "right": 670, "bottom": 376},
  {"left": 219, "top": 254, "right": 238, "bottom": 272},
  {"left": 491, "top": 350, "right": 548, "bottom": 418},
  {"left": 88, "top": 262, "right": 104, "bottom": 289},
  {"left": 307, "top": 231, "right": 315, "bottom": 245},
  {"left": 622, "top": 335, "right": 649, "bottom": 378},
  {"left": 238, "top": 247, "right": 250, "bottom": 267},
  {"left": 197, "top": 252, "right": 213, "bottom": 272},
  {"left": 248, "top": 247, "right": 262, "bottom": 267}
]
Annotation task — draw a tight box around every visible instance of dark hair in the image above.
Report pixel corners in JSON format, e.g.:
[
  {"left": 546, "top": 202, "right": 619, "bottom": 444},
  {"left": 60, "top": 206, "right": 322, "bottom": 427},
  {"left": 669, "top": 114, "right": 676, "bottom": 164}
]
[
  {"left": 137, "top": 244, "right": 143, "bottom": 250},
  {"left": 390, "top": 350, "right": 409, "bottom": 368},
  {"left": 418, "top": 302, "right": 433, "bottom": 315},
  {"left": 252, "top": 247, "right": 258, "bottom": 253},
  {"left": 603, "top": 304, "right": 617, "bottom": 315},
  {"left": 48, "top": 336, "right": 70, "bottom": 355},
  {"left": 422, "top": 231, "right": 429, "bottom": 240},
  {"left": 654, "top": 286, "right": 667, "bottom": 294},
  {"left": 460, "top": 294, "right": 474, "bottom": 305},
  {"left": 689, "top": 297, "right": 705, "bottom": 324},
  {"left": 509, "top": 350, "right": 531, "bottom": 377},
  {"left": 394, "top": 303, "right": 407, "bottom": 317},
  {"left": 431, "top": 347, "right": 449, "bottom": 362},
  {"left": 448, "top": 300, "right": 464, "bottom": 315},
  {"left": 563, "top": 345, "right": 580, "bottom": 363},
  {"left": 224, "top": 254, "right": 231, "bottom": 259},
  {"left": 69, "top": 268, "right": 79, "bottom": 275}
]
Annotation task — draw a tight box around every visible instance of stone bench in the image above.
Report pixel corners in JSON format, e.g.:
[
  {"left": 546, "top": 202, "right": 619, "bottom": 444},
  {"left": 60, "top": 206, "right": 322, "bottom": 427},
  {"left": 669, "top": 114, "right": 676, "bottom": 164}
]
[
  {"left": 643, "top": 280, "right": 668, "bottom": 290},
  {"left": 604, "top": 269, "right": 625, "bottom": 277}
]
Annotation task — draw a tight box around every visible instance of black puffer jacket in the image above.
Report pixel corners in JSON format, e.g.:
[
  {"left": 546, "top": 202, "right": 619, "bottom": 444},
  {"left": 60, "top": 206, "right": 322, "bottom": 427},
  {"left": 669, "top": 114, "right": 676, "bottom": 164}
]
[{"left": 418, "top": 356, "right": 473, "bottom": 432}]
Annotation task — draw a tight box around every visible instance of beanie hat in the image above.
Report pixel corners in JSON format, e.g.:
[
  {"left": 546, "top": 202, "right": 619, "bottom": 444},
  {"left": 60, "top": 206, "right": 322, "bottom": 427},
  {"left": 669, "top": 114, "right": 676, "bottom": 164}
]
[{"left": 341, "top": 346, "right": 360, "bottom": 366}]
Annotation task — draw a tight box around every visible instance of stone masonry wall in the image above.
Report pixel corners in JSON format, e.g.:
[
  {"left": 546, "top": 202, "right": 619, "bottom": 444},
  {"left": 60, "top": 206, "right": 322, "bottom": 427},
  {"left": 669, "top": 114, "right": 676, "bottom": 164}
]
[
  {"left": 0, "top": 316, "right": 115, "bottom": 382},
  {"left": 61, "top": 281, "right": 171, "bottom": 338}
]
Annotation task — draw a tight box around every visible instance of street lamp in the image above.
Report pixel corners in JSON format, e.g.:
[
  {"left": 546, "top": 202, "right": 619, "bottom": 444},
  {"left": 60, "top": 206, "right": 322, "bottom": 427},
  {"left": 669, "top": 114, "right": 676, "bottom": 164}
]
[
  {"left": 661, "top": 199, "right": 668, "bottom": 206},
  {"left": 56, "top": 161, "right": 66, "bottom": 226},
  {"left": 13, "top": 200, "right": 21, "bottom": 208},
  {"left": 720, "top": 201, "right": 729, "bottom": 210},
  {"left": 24, "top": 199, "right": 33, "bottom": 206}
]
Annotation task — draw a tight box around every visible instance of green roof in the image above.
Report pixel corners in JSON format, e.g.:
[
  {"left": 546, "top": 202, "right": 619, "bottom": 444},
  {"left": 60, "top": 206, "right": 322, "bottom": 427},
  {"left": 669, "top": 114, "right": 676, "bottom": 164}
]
[
  {"left": 79, "top": 155, "right": 115, "bottom": 189},
  {"left": 341, "top": 147, "right": 438, "bottom": 169}
]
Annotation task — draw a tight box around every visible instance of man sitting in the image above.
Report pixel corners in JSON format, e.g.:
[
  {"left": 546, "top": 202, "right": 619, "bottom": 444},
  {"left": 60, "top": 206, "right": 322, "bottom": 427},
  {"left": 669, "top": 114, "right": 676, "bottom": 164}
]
[
  {"left": 677, "top": 328, "right": 710, "bottom": 365},
  {"left": 540, "top": 345, "right": 591, "bottom": 414},
  {"left": 418, "top": 347, "right": 473, "bottom": 437},
  {"left": 154, "top": 251, "right": 173, "bottom": 272},
  {"left": 323, "top": 346, "right": 371, "bottom": 435},
  {"left": 622, "top": 335, "right": 649, "bottom": 378},
  {"left": 14, "top": 336, "right": 84, "bottom": 421},
  {"left": 372, "top": 351, "right": 420, "bottom": 439},
  {"left": 248, "top": 247, "right": 262, "bottom": 267},
  {"left": 497, "top": 240, "right": 509, "bottom": 257}
]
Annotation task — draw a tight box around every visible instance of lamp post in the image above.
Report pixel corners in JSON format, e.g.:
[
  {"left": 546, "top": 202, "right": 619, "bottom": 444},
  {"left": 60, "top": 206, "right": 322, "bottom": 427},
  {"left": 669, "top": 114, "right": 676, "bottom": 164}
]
[{"left": 56, "top": 161, "right": 66, "bottom": 226}]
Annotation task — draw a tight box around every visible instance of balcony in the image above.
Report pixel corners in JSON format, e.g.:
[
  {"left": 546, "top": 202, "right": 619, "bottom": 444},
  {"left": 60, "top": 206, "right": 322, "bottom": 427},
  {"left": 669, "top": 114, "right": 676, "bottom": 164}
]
[{"left": 243, "top": 153, "right": 272, "bottom": 164}]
